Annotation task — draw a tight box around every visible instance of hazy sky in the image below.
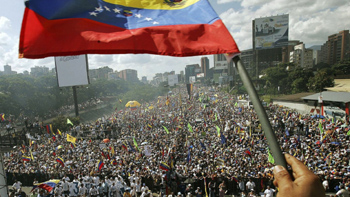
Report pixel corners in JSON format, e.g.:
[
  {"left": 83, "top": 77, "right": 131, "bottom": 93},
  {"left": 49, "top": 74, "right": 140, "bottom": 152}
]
[{"left": 0, "top": 0, "right": 349, "bottom": 79}]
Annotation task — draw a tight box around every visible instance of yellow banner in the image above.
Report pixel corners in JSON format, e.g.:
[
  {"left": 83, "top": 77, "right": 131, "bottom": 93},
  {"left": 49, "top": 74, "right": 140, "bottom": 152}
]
[{"left": 67, "top": 134, "right": 77, "bottom": 143}]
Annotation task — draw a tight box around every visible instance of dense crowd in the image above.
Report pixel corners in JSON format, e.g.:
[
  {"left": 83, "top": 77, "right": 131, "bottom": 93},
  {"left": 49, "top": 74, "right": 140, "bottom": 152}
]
[{"left": 3, "top": 86, "right": 350, "bottom": 196}]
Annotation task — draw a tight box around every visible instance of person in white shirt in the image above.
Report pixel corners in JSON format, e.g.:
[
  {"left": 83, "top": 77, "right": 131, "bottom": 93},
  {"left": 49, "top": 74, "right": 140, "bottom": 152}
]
[
  {"left": 263, "top": 185, "right": 275, "bottom": 197},
  {"left": 130, "top": 180, "right": 137, "bottom": 197},
  {"left": 12, "top": 180, "right": 22, "bottom": 191},
  {"left": 62, "top": 179, "right": 70, "bottom": 197},
  {"left": 78, "top": 184, "right": 87, "bottom": 197},
  {"left": 69, "top": 180, "right": 80, "bottom": 197},
  {"left": 246, "top": 178, "right": 255, "bottom": 192},
  {"left": 89, "top": 185, "right": 99, "bottom": 197},
  {"left": 63, "top": 175, "right": 71, "bottom": 182},
  {"left": 136, "top": 179, "right": 142, "bottom": 197},
  {"left": 336, "top": 185, "right": 350, "bottom": 197},
  {"left": 140, "top": 190, "right": 153, "bottom": 197},
  {"left": 54, "top": 185, "right": 63, "bottom": 197},
  {"left": 322, "top": 178, "right": 329, "bottom": 191},
  {"left": 140, "top": 184, "right": 149, "bottom": 194},
  {"left": 110, "top": 182, "right": 118, "bottom": 197},
  {"left": 93, "top": 176, "right": 100, "bottom": 186}
]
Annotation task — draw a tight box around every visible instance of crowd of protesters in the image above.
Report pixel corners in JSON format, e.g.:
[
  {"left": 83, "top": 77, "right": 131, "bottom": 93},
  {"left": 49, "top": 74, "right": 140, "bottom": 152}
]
[{"left": 3, "top": 86, "right": 350, "bottom": 196}]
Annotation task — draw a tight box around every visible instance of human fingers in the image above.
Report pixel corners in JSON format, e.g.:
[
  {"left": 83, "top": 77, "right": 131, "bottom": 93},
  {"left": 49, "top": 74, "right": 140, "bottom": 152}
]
[
  {"left": 284, "top": 154, "right": 313, "bottom": 179},
  {"left": 273, "top": 165, "right": 293, "bottom": 191}
]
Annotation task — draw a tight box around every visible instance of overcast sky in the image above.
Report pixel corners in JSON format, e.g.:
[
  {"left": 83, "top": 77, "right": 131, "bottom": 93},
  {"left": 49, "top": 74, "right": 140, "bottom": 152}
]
[{"left": 0, "top": 0, "right": 349, "bottom": 80}]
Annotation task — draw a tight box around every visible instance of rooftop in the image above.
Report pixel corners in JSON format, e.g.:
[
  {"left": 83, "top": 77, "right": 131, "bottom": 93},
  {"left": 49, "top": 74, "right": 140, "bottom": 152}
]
[{"left": 302, "top": 91, "right": 350, "bottom": 103}]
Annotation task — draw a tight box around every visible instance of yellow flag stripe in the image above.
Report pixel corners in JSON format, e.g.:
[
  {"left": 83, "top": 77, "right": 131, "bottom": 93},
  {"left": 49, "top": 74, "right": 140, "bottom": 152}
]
[{"left": 102, "top": 0, "right": 199, "bottom": 10}]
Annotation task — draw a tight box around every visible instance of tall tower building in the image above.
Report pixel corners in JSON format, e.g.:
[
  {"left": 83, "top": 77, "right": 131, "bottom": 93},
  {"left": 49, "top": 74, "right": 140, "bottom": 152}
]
[
  {"left": 326, "top": 30, "right": 349, "bottom": 65},
  {"left": 4, "top": 64, "right": 11, "bottom": 75},
  {"left": 118, "top": 69, "right": 138, "bottom": 82},
  {"left": 200, "top": 57, "right": 209, "bottom": 78}
]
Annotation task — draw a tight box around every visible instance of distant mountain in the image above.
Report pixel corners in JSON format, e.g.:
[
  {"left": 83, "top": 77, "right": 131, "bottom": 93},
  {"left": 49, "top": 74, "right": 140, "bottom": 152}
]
[{"left": 308, "top": 45, "right": 321, "bottom": 50}]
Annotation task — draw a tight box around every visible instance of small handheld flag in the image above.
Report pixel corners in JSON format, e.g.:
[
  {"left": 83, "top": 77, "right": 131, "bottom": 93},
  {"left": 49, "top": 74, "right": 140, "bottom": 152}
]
[
  {"left": 66, "top": 134, "right": 77, "bottom": 143},
  {"left": 159, "top": 162, "right": 170, "bottom": 171},
  {"left": 22, "top": 156, "right": 31, "bottom": 162},
  {"left": 188, "top": 123, "right": 193, "bottom": 133},
  {"left": 216, "top": 125, "right": 221, "bottom": 137},
  {"left": 67, "top": 118, "right": 74, "bottom": 126},
  {"left": 56, "top": 156, "right": 65, "bottom": 167},
  {"left": 97, "top": 160, "right": 104, "bottom": 171},
  {"left": 163, "top": 126, "right": 170, "bottom": 134},
  {"left": 267, "top": 149, "right": 275, "bottom": 164}
]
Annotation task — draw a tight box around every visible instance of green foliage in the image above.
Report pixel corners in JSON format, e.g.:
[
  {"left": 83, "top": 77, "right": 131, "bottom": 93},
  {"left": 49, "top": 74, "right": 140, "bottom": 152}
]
[
  {"left": 0, "top": 73, "right": 165, "bottom": 119},
  {"left": 308, "top": 70, "right": 334, "bottom": 92},
  {"left": 261, "top": 64, "right": 288, "bottom": 94},
  {"left": 313, "top": 62, "right": 330, "bottom": 71},
  {"left": 288, "top": 68, "right": 314, "bottom": 93},
  {"left": 332, "top": 60, "right": 350, "bottom": 76},
  {"left": 52, "top": 115, "right": 80, "bottom": 133}
]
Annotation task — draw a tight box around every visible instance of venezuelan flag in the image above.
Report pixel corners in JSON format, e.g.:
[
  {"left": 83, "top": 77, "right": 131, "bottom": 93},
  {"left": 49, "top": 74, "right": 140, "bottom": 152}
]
[
  {"left": 98, "top": 160, "right": 104, "bottom": 171},
  {"left": 46, "top": 124, "right": 53, "bottom": 134},
  {"left": 22, "top": 156, "right": 31, "bottom": 162},
  {"left": 159, "top": 162, "right": 170, "bottom": 171},
  {"left": 122, "top": 142, "right": 128, "bottom": 151},
  {"left": 232, "top": 176, "right": 238, "bottom": 183},
  {"left": 19, "top": 0, "right": 240, "bottom": 59},
  {"left": 31, "top": 179, "right": 60, "bottom": 192},
  {"left": 245, "top": 148, "right": 251, "bottom": 156},
  {"left": 56, "top": 156, "right": 65, "bottom": 167},
  {"left": 70, "top": 142, "right": 76, "bottom": 148},
  {"left": 111, "top": 159, "right": 117, "bottom": 166}
]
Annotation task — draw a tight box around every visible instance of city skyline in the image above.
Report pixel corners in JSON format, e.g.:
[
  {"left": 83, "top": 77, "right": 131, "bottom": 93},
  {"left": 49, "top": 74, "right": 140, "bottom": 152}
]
[{"left": 0, "top": 0, "right": 349, "bottom": 79}]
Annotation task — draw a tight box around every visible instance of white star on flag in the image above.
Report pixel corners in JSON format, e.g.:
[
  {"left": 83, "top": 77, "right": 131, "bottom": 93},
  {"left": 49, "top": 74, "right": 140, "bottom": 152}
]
[
  {"left": 104, "top": 6, "right": 110, "bottom": 12},
  {"left": 135, "top": 13, "right": 142, "bottom": 18},
  {"left": 153, "top": 21, "right": 159, "bottom": 25},
  {"left": 89, "top": 12, "right": 98, "bottom": 16},
  {"left": 95, "top": 7, "right": 103, "bottom": 12},
  {"left": 145, "top": 17, "right": 152, "bottom": 21},
  {"left": 113, "top": 8, "right": 121, "bottom": 13}
]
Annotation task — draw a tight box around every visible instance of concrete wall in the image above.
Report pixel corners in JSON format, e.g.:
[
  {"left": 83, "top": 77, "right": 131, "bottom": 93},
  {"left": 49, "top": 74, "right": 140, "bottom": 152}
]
[{"left": 272, "top": 101, "right": 319, "bottom": 114}]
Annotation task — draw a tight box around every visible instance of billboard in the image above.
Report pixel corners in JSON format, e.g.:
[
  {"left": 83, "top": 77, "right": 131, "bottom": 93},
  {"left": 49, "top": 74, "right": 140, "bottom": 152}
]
[
  {"left": 254, "top": 14, "right": 289, "bottom": 49},
  {"left": 168, "top": 74, "right": 178, "bottom": 87},
  {"left": 196, "top": 73, "right": 204, "bottom": 78},
  {"left": 55, "top": 55, "right": 89, "bottom": 87},
  {"left": 189, "top": 76, "right": 196, "bottom": 83}
]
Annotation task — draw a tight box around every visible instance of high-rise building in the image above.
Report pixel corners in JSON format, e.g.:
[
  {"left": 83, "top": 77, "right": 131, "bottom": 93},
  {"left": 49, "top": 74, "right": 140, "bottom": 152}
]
[
  {"left": 30, "top": 66, "right": 49, "bottom": 77},
  {"left": 213, "top": 54, "right": 234, "bottom": 85},
  {"left": 281, "top": 40, "right": 303, "bottom": 64},
  {"left": 320, "top": 30, "right": 350, "bottom": 65},
  {"left": 289, "top": 43, "right": 313, "bottom": 68},
  {"left": 308, "top": 45, "right": 322, "bottom": 66},
  {"left": 89, "top": 66, "right": 113, "bottom": 79},
  {"left": 141, "top": 76, "right": 147, "bottom": 83},
  {"left": 4, "top": 64, "right": 12, "bottom": 75},
  {"left": 200, "top": 57, "right": 209, "bottom": 78},
  {"left": 185, "top": 64, "right": 200, "bottom": 83},
  {"left": 118, "top": 69, "right": 138, "bottom": 82},
  {"left": 108, "top": 72, "right": 121, "bottom": 80}
]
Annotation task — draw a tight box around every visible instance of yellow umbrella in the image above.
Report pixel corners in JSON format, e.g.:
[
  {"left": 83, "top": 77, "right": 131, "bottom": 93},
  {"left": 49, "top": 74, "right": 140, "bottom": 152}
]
[{"left": 125, "top": 101, "right": 141, "bottom": 108}]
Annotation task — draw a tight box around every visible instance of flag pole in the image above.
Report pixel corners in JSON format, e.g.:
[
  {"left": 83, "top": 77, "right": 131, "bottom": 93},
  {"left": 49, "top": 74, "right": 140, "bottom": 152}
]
[{"left": 232, "top": 56, "right": 287, "bottom": 169}]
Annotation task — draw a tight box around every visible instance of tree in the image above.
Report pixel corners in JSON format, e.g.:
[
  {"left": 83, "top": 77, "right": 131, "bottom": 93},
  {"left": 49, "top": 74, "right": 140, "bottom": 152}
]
[
  {"left": 288, "top": 68, "right": 314, "bottom": 93},
  {"left": 308, "top": 69, "right": 334, "bottom": 92},
  {"left": 262, "top": 65, "right": 288, "bottom": 94},
  {"left": 313, "top": 62, "right": 330, "bottom": 71},
  {"left": 332, "top": 60, "right": 350, "bottom": 76}
]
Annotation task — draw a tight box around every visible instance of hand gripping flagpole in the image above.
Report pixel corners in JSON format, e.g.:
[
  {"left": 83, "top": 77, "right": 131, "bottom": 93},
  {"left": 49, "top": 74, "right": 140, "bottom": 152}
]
[{"left": 232, "top": 56, "right": 288, "bottom": 169}]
